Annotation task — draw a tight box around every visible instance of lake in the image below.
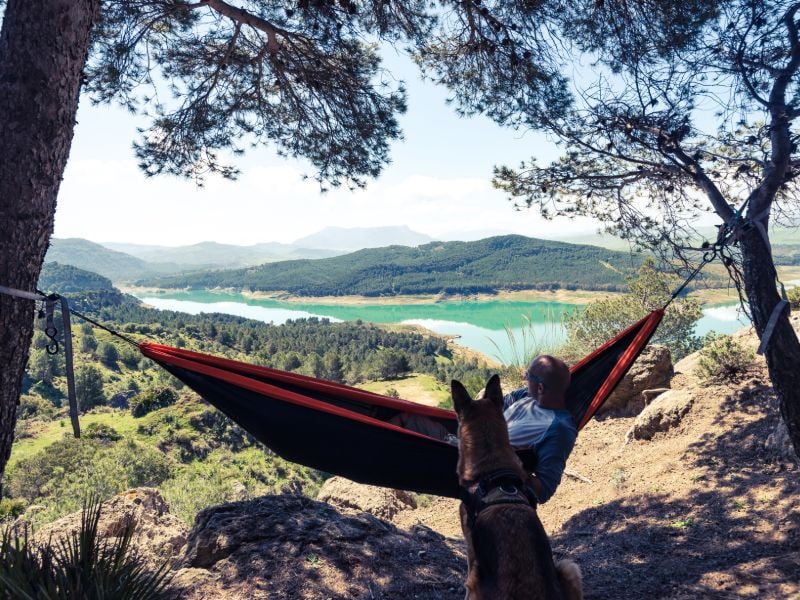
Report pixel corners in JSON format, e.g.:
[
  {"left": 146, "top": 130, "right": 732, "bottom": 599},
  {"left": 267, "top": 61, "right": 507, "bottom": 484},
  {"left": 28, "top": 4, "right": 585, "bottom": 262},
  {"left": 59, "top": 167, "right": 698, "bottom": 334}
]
[{"left": 135, "top": 290, "right": 750, "bottom": 364}]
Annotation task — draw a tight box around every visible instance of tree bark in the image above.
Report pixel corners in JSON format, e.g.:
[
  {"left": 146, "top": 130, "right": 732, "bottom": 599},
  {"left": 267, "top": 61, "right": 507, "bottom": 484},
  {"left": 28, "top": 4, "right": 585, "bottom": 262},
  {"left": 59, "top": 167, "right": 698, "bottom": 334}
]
[
  {"left": 739, "top": 225, "right": 800, "bottom": 458},
  {"left": 0, "top": 0, "right": 100, "bottom": 491}
]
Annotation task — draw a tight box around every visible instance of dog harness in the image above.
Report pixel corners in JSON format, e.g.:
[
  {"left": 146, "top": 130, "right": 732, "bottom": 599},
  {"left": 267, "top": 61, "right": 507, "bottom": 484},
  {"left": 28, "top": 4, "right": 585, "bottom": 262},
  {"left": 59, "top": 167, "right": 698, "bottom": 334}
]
[{"left": 460, "top": 468, "right": 538, "bottom": 527}]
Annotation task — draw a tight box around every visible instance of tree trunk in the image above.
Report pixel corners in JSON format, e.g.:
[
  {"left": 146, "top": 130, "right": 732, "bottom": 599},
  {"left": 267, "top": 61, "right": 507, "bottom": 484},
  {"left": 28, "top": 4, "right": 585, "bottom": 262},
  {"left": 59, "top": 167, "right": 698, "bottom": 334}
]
[
  {"left": 739, "top": 225, "right": 800, "bottom": 459},
  {"left": 0, "top": 0, "right": 99, "bottom": 491}
]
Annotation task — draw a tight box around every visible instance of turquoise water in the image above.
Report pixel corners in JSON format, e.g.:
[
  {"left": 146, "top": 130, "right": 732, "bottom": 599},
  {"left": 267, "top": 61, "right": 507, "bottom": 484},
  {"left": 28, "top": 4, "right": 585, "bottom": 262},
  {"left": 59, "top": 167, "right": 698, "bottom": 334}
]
[{"left": 136, "top": 290, "right": 749, "bottom": 364}]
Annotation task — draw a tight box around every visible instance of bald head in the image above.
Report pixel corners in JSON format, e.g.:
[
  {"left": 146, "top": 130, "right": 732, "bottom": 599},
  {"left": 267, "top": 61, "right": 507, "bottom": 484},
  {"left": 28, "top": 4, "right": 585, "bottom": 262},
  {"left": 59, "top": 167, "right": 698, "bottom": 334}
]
[{"left": 527, "top": 355, "right": 571, "bottom": 405}]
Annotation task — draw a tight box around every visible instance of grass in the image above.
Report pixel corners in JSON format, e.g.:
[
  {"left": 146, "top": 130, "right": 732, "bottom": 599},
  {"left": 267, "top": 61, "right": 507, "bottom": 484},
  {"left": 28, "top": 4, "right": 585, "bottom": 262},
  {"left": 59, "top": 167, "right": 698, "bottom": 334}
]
[
  {"left": 669, "top": 517, "right": 695, "bottom": 529},
  {"left": 488, "top": 308, "right": 567, "bottom": 368},
  {"left": 357, "top": 373, "right": 450, "bottom": 407}
]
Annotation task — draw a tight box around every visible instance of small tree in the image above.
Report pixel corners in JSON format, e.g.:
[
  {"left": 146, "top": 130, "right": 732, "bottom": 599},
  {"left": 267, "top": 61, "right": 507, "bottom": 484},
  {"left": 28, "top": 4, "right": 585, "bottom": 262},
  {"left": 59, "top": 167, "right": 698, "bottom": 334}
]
[
  {"left": 99, "top": 342, "right": 119, "bottom": 369},
  {"left": 75, "top": 365, "right": 105, "bottom": 411},
  {"left": 565, "top": 258, "right": 702, "bottom": 361},
  {"left": 372, "top": 349, "right": 411, "bottom": 380}
]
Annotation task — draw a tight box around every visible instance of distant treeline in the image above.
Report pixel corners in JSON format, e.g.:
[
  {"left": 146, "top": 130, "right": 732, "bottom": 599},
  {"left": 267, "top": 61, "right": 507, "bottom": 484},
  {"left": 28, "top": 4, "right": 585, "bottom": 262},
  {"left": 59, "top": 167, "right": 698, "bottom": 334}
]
[{"left": 139, "top": 235, "right": 644, "bottom": 295}]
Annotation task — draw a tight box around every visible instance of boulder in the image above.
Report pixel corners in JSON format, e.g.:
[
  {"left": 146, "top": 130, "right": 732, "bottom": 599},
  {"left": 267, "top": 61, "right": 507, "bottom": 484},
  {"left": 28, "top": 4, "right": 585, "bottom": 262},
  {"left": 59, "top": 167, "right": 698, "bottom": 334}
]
[
  {"left": 317, "top": 476, "right": 417, "bottom": 520},
  {"left": 630, "top": 389, "right": 694, "bottom": 440},
  {"left": 597, "top": 345, "right": 673, "bottom": 417},
  {"left": 33, "top": 488, "right": 188, "bottom": 570},
  {"left": 174, "top": 494, "right": 466, "bottom": 599}
]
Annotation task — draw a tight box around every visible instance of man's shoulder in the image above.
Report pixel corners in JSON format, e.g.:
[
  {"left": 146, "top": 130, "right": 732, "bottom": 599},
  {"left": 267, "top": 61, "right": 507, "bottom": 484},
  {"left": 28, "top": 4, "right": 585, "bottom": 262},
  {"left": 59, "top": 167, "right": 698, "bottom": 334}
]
[{"left": 549, "top": 411, "right": 578, "bottom": 440}]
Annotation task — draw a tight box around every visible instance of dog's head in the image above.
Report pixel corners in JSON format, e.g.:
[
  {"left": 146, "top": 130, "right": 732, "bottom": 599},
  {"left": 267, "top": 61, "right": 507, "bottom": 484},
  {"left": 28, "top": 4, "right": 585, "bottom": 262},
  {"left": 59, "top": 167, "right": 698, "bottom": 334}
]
[{"left": 452, "top": 374, "right": 520, "bottom": 482}]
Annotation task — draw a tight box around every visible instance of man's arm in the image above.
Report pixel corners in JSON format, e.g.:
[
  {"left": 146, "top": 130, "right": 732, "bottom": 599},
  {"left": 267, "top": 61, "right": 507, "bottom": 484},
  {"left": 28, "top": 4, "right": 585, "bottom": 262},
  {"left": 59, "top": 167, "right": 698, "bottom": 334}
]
[
  {"left": 532, "top": 419, "right": 577, "bottom": 503},
  {"left": 503, "top": 387, "right": 528, "bottom": 411}
]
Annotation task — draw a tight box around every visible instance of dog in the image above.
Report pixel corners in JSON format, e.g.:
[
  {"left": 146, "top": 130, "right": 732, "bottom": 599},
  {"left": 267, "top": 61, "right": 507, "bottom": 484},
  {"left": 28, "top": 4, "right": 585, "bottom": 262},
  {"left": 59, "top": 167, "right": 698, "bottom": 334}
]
[{"left": 452, "top": 374, "right": 582, "bottom": 600}]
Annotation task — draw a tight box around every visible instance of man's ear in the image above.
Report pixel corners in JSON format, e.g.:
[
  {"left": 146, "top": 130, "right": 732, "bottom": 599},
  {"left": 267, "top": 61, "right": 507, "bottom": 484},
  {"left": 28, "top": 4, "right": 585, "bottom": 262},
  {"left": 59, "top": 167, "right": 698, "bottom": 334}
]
[
  {"left": 485, "top": 374, "right": 503, "bottom": 410},
  {"left": 451, "top": 379, "right": 472, "bottom": 415}
]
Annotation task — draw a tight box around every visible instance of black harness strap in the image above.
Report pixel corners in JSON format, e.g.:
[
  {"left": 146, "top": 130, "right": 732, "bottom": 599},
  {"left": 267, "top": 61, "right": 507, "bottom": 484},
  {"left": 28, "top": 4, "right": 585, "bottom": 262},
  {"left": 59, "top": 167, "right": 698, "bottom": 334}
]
[{"left": 460, "top": 468, "right": 538, "bottom": 528}]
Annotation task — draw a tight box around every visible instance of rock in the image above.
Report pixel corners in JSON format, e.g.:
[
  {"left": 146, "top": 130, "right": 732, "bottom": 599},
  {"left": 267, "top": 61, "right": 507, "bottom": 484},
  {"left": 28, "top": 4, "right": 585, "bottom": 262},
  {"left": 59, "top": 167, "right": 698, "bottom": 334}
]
[
  {"left": 765, "top": 420, "right": 798, "bottom": 463},
  {"left": 33, "top": 488, "right": 189, "bottom": 570},
  {"left": 317, "top": 476, "right": 417, "bottom": 520},
  {"left": 597, "top": 345, "right": 673, "bottom": 417},
  {"left": 630, "top": 389, "right": 694, "bottom": 440},
  {"left": 174, "top": 494, "right": 466, "bottom": 599}
]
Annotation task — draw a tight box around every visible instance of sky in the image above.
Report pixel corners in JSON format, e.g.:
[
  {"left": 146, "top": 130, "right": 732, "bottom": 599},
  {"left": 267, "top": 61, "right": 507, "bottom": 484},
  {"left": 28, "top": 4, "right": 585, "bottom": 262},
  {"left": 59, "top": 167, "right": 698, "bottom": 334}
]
[{"left": 53, "top": 51, "right": 601, "bottom": 247}]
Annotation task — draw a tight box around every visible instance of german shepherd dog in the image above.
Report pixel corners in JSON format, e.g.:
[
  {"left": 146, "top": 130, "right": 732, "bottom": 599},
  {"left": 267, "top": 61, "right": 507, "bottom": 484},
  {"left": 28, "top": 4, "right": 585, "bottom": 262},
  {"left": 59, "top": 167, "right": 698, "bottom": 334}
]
[{"left": 452, "top": 375, "right": 583, "bottom": 600}]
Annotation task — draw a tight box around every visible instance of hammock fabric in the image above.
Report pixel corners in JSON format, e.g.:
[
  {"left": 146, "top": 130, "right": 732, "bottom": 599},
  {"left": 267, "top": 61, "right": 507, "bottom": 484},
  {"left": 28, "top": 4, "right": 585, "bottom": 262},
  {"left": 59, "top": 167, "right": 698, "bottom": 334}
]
[{"left": 140, "top": 309, "right": 663, "bottom": 498}]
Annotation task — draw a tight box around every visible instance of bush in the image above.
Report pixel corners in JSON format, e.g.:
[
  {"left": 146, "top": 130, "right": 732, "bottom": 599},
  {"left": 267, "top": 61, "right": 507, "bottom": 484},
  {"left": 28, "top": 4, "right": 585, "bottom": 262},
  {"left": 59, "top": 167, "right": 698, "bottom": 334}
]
[
  {"left": 130, "top": 387, "right": 178, "bottom": 418},
  {"left": 788, "top": 286, "right": 800, "bottom": 310},
  {"left": 564, "top": 258, "right": 703, "bottom": 361},
  {"left": 0, "top": 498, "right": 174, "bottom": 598},
  {"left": 6, "top": 438, "right": 173, "bottom": 523},
  {"left": 695, "top": 333, "right": 755, "bottom": 382},
  {"left": 83, "top": 422, "right": 122, "bottom": 442},
  {"left": 75, "top": 365, "right": 106, "bottom": 410},
  {"left": 0, "top": 498, "right": 26, "bottom": 522},
  {"left": 17, "top": 394, "right": 57, "bottom": 421}
]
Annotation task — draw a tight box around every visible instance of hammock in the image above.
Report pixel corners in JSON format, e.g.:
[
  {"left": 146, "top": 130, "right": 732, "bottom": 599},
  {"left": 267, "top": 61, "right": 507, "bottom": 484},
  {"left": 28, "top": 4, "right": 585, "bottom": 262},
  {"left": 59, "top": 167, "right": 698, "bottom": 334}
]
[{"left": 140, "top": 309, "right": 663, "bottom": 498}]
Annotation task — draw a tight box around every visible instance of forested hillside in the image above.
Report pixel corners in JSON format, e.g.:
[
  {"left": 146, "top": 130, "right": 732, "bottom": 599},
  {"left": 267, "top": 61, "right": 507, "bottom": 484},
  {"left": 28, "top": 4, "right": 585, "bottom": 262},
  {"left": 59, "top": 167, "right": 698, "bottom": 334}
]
[
  {"left": 141, "top": 235, "right": 644, "bottom": 295},
  {"left": 4, "top": 263, "right": 500, "bottom": 525}
]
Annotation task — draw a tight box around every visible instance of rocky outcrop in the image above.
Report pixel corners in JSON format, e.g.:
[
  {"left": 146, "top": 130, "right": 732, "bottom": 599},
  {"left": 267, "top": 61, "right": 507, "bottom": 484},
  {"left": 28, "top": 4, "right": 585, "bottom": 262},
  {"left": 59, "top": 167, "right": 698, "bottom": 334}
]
[
  {"left": 173, "top": 494, "right": 466, "bottom": 599},
  {"left": 317, "top": 476, "right": 417, "bottom": 520},
  {"left": 597, "top": 345, "right": 673, "bottom": 417},
  {"left": 33, "top": 488, "right": 467, "bottom": 600},
  {"left": 33, "top": 488, "right": 188, "bottom": 570},
  {"left": 629, "top": 389, "right": 694, "bottom": 440}
]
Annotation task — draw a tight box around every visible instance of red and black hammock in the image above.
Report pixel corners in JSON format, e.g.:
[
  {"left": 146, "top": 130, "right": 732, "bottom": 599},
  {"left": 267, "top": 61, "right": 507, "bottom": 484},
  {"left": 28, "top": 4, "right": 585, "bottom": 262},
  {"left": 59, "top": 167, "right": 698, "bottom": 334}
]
[{"left": 139, "top": 309, "right": 663, "bottom": 498}]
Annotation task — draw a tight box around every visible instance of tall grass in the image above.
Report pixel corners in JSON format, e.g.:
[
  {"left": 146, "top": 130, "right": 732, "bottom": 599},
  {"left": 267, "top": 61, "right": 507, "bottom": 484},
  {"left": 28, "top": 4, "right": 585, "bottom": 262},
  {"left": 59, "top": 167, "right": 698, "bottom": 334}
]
[{"left": 489, "top": 308, "right": 568, "bottom": 369}]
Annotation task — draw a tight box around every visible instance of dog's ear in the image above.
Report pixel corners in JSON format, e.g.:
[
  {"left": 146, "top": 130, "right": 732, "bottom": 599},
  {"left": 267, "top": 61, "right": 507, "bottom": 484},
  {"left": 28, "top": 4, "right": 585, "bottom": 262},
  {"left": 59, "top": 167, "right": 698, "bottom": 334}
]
[
  {"left": 485, "top": 374, "right": 504, "bottom": 410},
  {"left": 451, "top": 379, "right": 472, "bottom": 415}
]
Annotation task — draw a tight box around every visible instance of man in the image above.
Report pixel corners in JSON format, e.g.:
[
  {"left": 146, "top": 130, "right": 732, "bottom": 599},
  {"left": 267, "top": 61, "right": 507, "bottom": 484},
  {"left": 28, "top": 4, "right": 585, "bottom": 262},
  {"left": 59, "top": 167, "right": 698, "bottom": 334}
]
[
  {"left": 391, "top": 354, "right": 577, "bottom": 503},
  {"left": 502, "top": 355, "right": 577, "bottom": 503}
]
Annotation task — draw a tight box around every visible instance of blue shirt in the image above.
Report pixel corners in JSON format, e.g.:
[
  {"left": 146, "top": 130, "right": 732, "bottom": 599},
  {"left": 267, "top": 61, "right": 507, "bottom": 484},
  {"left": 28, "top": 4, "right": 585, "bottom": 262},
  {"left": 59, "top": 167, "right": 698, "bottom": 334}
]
[{"left": 503, "top": 388, "right": 578, "bottom": 503}]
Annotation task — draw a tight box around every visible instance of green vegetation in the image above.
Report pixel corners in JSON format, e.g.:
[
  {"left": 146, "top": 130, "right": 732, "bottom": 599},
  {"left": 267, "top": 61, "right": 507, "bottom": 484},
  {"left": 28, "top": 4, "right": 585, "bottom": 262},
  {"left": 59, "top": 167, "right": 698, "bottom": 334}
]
[
  {"left": 3, "top": 263, "right": 497, "bottom": 526},
  {"left": 562, "top": 258, "right": 703, "bottom": 361},
  {"left": 0, "top": 499, "right": 173, "bottom": 598},
  {"left": 788, "top": 287, "right": 800, "bottom": 310},
  {"left": 695, "top": 334, "right": 755, "bottom": 383},
  {"left": 140, "top": 235, "right": 647, "bottom": 295},
  {"left": 130, "top": 387, "right": 178, "bottom": 418}
]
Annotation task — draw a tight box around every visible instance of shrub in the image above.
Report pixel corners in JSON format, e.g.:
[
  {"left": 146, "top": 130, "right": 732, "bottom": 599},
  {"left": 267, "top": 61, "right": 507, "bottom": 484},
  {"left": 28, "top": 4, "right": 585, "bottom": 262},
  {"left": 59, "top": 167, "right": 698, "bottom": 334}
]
[
  {"left": 564, "top": 258, "right": 703, "bottom": 361},
  {"left": 788, "top": 286, "right": 800, "bottom": 310},
  {"left": 75, "top": 365, "right": 106, "bottom": 410},
  {"left": 0, "top": 498, "right": 26, "bottom": 522},
  {"left": 6, "top": 438, "right": 173, "bottom": 523},
  {"left": 130, "top": 387, "right": 178, "bottom": 418},
  {"left": 0, "top": 498, "right": 173, "bottom": 598},
  {"left": 83, "top": 422, "right": 122, "bottom": 442},
  {"left": 17, "top": 395, "right": 57, "bottom": 421},
  {"left": 695, "top": 333, "right": 755, "bottom": 382}
]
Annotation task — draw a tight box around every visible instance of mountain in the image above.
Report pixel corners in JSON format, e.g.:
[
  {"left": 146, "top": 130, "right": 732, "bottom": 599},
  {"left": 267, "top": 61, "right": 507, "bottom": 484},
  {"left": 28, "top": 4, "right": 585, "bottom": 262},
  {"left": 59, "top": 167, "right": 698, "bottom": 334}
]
[
  {"left": 293, "top": 226, "right": 434, "bottom": 251},
  {"left": 44, "top": 238, "right": 160, "bottom": 281},
  {"left": 103, "top": 240, "right": 342, "bottom": 266},
  {"left": 140, "top": 234, "right": 644, "bottom": 295}
]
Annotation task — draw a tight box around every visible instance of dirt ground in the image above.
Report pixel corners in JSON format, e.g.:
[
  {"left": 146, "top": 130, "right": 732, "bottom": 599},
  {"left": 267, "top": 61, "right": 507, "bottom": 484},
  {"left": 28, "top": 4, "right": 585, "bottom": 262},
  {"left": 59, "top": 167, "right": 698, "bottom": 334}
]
[{"left": 392, "top": 345, "right": 800, "bottom": 599}]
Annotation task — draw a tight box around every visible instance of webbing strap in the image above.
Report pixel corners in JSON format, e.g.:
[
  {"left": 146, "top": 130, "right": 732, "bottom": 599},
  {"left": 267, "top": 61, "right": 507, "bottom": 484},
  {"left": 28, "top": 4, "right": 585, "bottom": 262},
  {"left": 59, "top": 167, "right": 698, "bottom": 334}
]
[
  {"left": 59, "top": 297, "right": 80, "bottom": 437},
  {"left": 747, "top": 208, "right": 791, "bottom": 354},
  {"left": 0, "top": 284, "right": 80, "bottom": 438}
]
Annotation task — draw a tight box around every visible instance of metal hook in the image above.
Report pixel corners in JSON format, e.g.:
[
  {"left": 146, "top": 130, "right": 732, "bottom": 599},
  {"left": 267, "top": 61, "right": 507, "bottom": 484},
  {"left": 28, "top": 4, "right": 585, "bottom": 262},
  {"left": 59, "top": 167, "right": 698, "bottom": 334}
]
[{"left": 44, "top": 299, "right": 59, "bottom": 355}]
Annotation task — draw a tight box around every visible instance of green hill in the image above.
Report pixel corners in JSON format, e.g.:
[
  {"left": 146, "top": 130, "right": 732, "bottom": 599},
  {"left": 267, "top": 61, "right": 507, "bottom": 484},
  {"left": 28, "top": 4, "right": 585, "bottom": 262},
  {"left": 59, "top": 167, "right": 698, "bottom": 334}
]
[
  {"left": 140, "top": 235, "right": 644, "bottom": 295},
  {"left": 45, "top": 238, "right": 160, "bottom": 281}
]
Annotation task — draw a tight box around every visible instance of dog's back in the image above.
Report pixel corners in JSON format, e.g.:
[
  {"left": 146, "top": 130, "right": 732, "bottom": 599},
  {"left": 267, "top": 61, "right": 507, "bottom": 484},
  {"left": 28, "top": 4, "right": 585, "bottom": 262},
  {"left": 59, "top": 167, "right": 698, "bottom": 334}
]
[{"left": 452, "top": 375, "right": 582, "bottom": 600}]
